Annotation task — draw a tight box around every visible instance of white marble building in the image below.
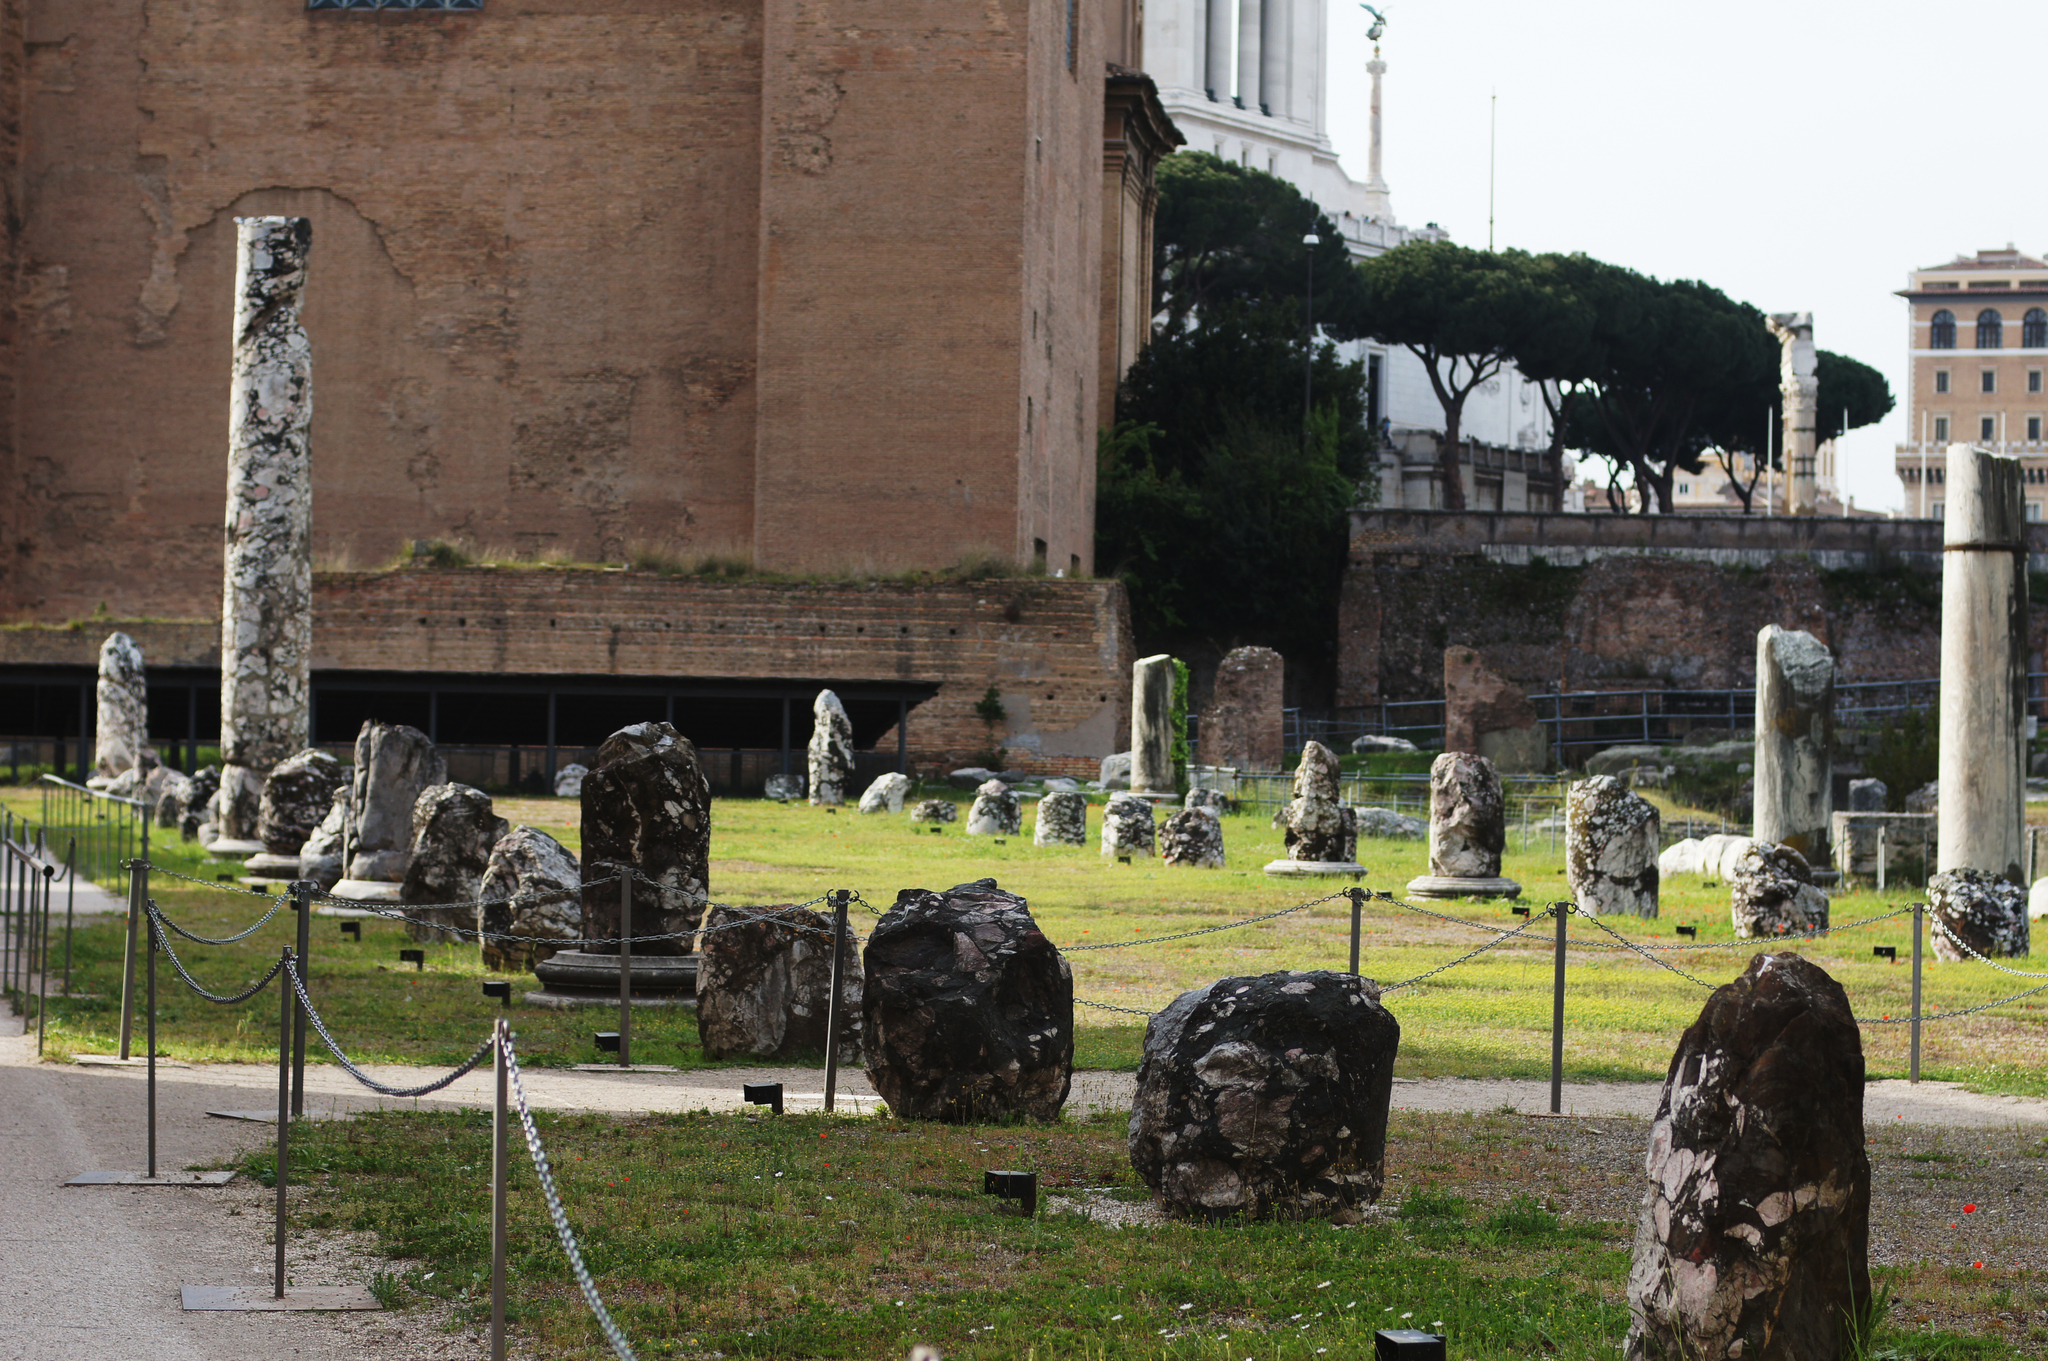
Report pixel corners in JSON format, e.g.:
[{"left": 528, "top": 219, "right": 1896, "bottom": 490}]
[{"left": 1142, "top": 0, "right": 1560, "bottom": 510}]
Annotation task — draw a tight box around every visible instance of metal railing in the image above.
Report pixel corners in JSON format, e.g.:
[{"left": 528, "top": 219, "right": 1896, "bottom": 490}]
[
  {"left": 38, "top": 774, "right": 150, "bottom": 890},
  {"left": 1289, "top": 673, "right": 2046, "bottom": 766}
]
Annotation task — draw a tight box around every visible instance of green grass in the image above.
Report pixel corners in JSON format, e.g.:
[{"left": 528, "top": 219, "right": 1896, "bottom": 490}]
[
  {"left": 258, "top": 1106, "right": 1636, "bottom": 1361},
  {"left": 3, "top": 787, "right": 2044, "bottom": 1090}
]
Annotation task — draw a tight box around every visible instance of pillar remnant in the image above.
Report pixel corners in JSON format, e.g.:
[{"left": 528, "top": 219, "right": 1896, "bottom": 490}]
[
  {"left": 91, "top": 632, "right": 152, "bottom": 786},
  {"left": 212, "top": 216, "right": 313, "bottom": 856},
  {"left": 1768, "top": 312, "right": 1819, "bottom": 516},
  {"left": 1752, "top": 625, "right": 1834, "bottom": 866},
  {"left": 1937, "top": 445, "right": 2028, "bottom": 883},
  {"left": 1128, "top": 654, "right": 1178, "bottom": 796}
]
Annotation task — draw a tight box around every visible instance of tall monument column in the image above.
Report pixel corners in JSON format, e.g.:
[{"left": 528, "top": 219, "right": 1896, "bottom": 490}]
[
  {"left": 1769, "top": 312, "right": 1819, "bottom": 516},
  {"left": 211, "top": 217, "right": 314, "bottom": 856},
  {"left": 1203, "top": 0, "right": 1232, "bottom": 100},
  {"left": 1937, "top": 444, "right": 2028, "bottom": 882},
  {"left": 1235, "top": 0, "right": 1262, "bottom": 110},
  {"left": 1362, "top": 49, "right": 1393, "bottom": 221}
]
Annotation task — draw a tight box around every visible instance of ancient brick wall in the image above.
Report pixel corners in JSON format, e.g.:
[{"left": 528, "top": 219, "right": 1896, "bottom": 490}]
[
  {"left": 1339, "top": 551, "right": 2039, "bottom": 707},
  {"left": 3, "top": 570, "right": 1135, "bottom": 775},
  {"left": 0, "top": 0, "right": 20, "bottom": 585}
]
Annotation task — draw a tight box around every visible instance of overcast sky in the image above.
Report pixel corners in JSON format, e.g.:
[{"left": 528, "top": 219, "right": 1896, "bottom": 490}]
[{"left": 1317, "top": 0, "right": 2046, "bottom": 513}]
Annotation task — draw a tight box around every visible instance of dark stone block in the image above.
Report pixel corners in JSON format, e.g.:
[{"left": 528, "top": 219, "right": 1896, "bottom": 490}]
[{"left": 579, "top": 723, "right": 710, "bottom": 957}]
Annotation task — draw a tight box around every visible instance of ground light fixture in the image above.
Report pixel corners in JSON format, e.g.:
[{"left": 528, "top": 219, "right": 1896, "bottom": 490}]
[
  {"left": 481, "top": 980, "right": 512, "bottom": 1006},
  {"left": 339, "top": 921, "right": 361, "bottom": 940},
  {"left": 399, "top": 948, "right": 425, "bottom": 970},
  {"left": 982, "top": 1170, "right": 1038, "bottom": 1216},
  {"left": 743, "top": 1082, "right": 784, "bottom": 1115},
  {"left": 1374, "top": 1328, "right": 1446, "bottom": 1360}
]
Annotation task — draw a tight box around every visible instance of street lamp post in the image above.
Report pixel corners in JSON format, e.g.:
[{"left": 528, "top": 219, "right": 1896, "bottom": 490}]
[{"left": 1303, "top": 231, "right": 1319, "bottom": 451}]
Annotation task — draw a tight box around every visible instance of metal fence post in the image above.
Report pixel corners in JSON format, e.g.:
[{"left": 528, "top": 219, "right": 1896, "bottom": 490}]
[
  {"left": 1549, "top": 903, "right": 1568, "bottom": 1115},
  {"left": 62, "top": 838, "right": 75, "bottom": 996},
  {"left": 822, "top": 889, "right": 851, "bottom": 1113},
  {"left": 1909, "top": 902, "right": 1923, "bottom": 1084},
  {"left": 490, "top": 1017, "right": 509, "bottom": 1361},
  {"left": 275, "top": 946, "right": 294, "bottom": 1300},
  {"left": 118, "top": 857, "right": 145, "bottom": 1060},
  {"left": 147, "top": 902, "right": 158, "bottom": 1179},
  {"left": 1877, "top": 826, "right": 1887, "bottom": 892},
  {"left": 37, "top": 865, "right": 54, "bottom": 1056},
  {"left": 618, "top": 870, "right": 632, "bottom": 1069},
  {"left": 1347, "top": 887, "right": 1363, "bottom": 975},
  {"left": 292, "top": 882, "right": 311, "bottom": 1117}
]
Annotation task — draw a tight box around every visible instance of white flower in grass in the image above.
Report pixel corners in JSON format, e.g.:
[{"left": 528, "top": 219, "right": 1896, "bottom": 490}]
[
  {"left": 1317, "top": 1281, "right": 1332, "bottom": 1289},
  {"left": 1110, "top": 1314, "right": 1122, "bottom": 1322},
  {"left": 1178, "top": 1303, "right": 1193, "bottom": 1311},
  {"left": 1401, "top": 1311, "right": 1413, "bottom": 1319}
]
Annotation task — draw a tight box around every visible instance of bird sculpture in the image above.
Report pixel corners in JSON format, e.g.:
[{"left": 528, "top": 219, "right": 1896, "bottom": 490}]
[{"left": 1360, "top": 3, "right": 1387, "bottom": 41}]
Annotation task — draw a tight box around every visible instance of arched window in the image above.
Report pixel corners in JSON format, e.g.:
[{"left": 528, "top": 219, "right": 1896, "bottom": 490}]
[
  {"left": 2024, "top": 308, "right": 2048, "bottom": 348},
  {"left": 1930, "top": 309, "right": 1956, "bottom": 349},
  {"left": 1978, "top": 308, "right": 2004, "bottom": 349}
]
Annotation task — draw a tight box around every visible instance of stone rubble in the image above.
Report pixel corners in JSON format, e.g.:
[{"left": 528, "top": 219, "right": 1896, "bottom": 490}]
[
  {"left": 861, "top": 878, "right": 1072, "bottom": 1122},
  {"left": 579, "top": 722, "right": 711, "bottom": 956},
  {"left": 764, "top": 772, "right": 804, "bottom": 802},
  {"left": 1183, "top": 786, "right": 1233, "bottom": 815},
  {"left": 552, "top": 763, "right": 588, "bottom": 798},
  {"left": 1199, "top": 646, "right": 1283, "bottom": 771},
  {"left": 1727, "top": 841, "right": 1830, "bottom": 939},
  {"left": 297, "top": 787, "right": 348, "bottom": 892},
  {"left": 964, "top": 779, "right": 1022, "bottom": 836},
  {"left": 1128, "top": 970, "right": 1400, "bottom": 1220},
  {"left": 1159, "top": 806, "right": 1225, "bottom": 868},
  {"left": 857, "top": 772, "right": 913, "bottom": 814},
  {"left": 1625, "top": 952, "right": 1869, "bottom": 1361},
  {"left": 255, "top": 748, "right": 347, "bottom": 857},
  {"left": 1101, "top": 791, "right": 1157, "bottom": 858},
  {"left": 1129, "top": 654, "right": 1179, "bottom": 795},
  {"left": 1565, "top": 775, "right": 1660, "bottom": 917},
  {"left": 699, "top": 904, "right": 861, "bottom": 1063},
  {"left": 91, "top": 632, "right": 154, "bottom": 784},
  {"left": 910, "top": 799, "right": 958, "bottom": 824},
  {"left": 400, "top": 784, "right": 510, "bottom": 943},
  {"left": 1099, "top": 751, "right": 1133, "bottom": 790},
  {"left": 1279, "top": 741, "right": 1354, "bottom": 864},
  {"left": 806, "top": 690, "right": 855, "bottom": 806},
  {"left": 478, "top": 827, "right": 583, "bottom": 972},
  {"left": 1927, "top": 868, "right": 2030, "bottom": 961},
  {"left": 1033, "top": 791, "right": 1088, "bottom": 846},
  {"left": 341, "top": 721, "right": 447, "bottom": 885}
]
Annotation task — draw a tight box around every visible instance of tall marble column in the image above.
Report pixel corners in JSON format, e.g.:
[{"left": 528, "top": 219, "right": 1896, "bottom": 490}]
[
  {"left": 1235, "top": 0, "right": 1261, "bottom": 109},
  {"left": 1258, "top": 0, "right": 1289, "bottom": 117},
  {"left": 1362, "top": 50, "right": 1392, "bottom": 221},
  {"left": 1769, "top": 312, "right": 1819, "bottom": 517},
  {"left": 211, "top": 217, "right": 313, "bottom": 856},
  {"left": 1203, "top": 0, "right": 1232, "bottom": 100},
  {"left": 1128, "top": 654, "right": 1178, "bottom": 797},
  {"left": 1938, "top": 445, "right": 2029, "bottom": 882},
  {"left": 1752, "top": 625, "right": 1835, "bottom": 866}
]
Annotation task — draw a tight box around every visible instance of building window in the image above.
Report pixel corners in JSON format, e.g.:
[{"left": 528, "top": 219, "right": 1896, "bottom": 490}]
[
  {"left": 2033, "top": 370, "right": 2045, "bottom": 393},
  {"left": 2027, "top": 308, "right": 2048, "bottom": 348},
  {"left": 1934, "top": 416, "right": 1950, "bottom": 442},
  {"left": 1930, "top": 309, "right": 1956, "bottom": 349},
  {"left": 1982, "top": 416, "right": 1997, "bottom": 442},
  {"left": 1978, "top": 309, "right": 2004, "bottom": 349},
  {"left": 1677, "top": 482, "right": 1691, "bottom": 495},
  {"left": 1932, "top": 501, "right": 1945, "bottom": 518},
  {"left": 2032, "top": 416, "right": 2043, "bottom": 443},
  {"left": 1983, "top": 370, "right": 1998, "bottom": 394},
  {"left": 1935, "top": 369, "right": 1950, "bottom": 393},
  {"left": 308, "top": 0, "right": 482, "bottom": 8},
  {"left": 2032, "top": 503, "right": 2043, "bottom": 522}
]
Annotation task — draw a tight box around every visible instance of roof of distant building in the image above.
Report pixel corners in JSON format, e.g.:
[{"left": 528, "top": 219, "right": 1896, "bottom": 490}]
[{"left": 1922, "top": 247, "right": 2048, "bottom": 273}]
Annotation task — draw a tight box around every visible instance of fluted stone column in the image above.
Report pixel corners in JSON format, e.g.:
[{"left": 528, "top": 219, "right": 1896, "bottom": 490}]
[
  {"left": 1235, "top": 0, "right": 1261, "bottom": 108},
  {"left": 211, "top": 217, "right": 313, "bottom": 856},
  {"left": 1203, "top": 0, "right": 1233, "bottom": 99},
  {"left": 1938, "top": 445, "right": 2029, "bottom": 882},
  {"left": 1752, "top": 625, "right": 1834, "bottom": 866},
  {"left": 1129, "top": 654, "right": 1178, "bottom": 797},
  {"left": 1769, "top": 312, "right": 1819, "bottom": 517}
]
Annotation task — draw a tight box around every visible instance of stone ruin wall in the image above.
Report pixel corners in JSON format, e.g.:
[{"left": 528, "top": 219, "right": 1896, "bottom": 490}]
[
  {"left": 0, "top": 570, "right": 1135, "bottom": 778},
  {"left": 1338, "top": 550, "right": 2048, "bottom": 708},
  {"left": 3, "top": 0, "right": 1107, "bottom": 622}
]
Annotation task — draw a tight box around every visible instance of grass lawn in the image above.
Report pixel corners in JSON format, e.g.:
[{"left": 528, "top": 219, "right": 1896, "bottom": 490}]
[
  {"left": 4, "top": 785, "right": 2046, "bottom": 1090},
  {"left": 247, "top": 1104, "right": 2043, "bottom": 1360}
]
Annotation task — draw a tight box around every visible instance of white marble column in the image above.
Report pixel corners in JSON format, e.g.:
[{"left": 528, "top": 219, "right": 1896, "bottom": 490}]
[
  {"left": 1769, "top": 312, "right": 1819, "bottom": 516},
  {"left": 1129, "top": 654, "right": 1178, "bottom": 797},
  {"left": 1259, "top": 0, "right": 1289, "bottom": 117},
  {"left": 1204, "top": 0, "right": 1233, "bottom": 99},
  {"left": 212, "top": 217, "right": 313, "bottom": 855},
  {"left": 92, "top": 632, "right": 151, "bottom": 784},
  {"left": 1235, "top": 0, "right": 1261, "bottom": 109},
  {"left": 1752, "top": 625, "right": 1834, "bottom": 866},
  {"left": 1937, "top": 444, "right": 2028, "bottom": 882}
]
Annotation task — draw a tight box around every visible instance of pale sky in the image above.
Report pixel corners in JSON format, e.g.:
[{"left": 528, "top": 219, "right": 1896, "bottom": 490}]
[{"left": 1316, "top": 0, "right": 2047, "bottom": 513}]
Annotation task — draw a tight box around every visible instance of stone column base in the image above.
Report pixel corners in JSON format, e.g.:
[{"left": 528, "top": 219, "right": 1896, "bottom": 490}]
[
  {"left": 204, "top": 838, "right": 266, "bottom": 859},
  {"left": 327, "top": 878, "right": 407, "bottom": 903},
  {"left": 1404, "top": 874, "right": 1523, "bottom": 900},
  {"left": 1262, "top": 859, "right": 1368, "bottom": 878}
]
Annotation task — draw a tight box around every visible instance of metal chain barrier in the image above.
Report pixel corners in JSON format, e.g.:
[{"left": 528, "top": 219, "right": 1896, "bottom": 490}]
[
  {"left": 284, "top": 958, "right": 495, "bottom": 1098},
  {"left": 1382, "top": 907, "right": 1563, "bottom": 992},
  {"left": 1615, "top": 904, "right": 1918, "bottom": 953},
  {"left": 150, "top": 893, "right": 288, "bottom": 945},
  {"left": 147, "top": 905, "right": 289, "bottom": 1004},
  {"left": 501, "top": 1030, "right": 640, "bottom": 1361},
  {"left": 1064, "top": 891, "right": 1353, "bottom": 952},
  {"left": 1568, "top": 907, "right": 1723, "bottom": 990},
  {"left": 1075, "top": 997, "right": 1159, "bottom": 1017},
  {"left": 1931, "top": 917, "right": 2048, "bottom": 978}
]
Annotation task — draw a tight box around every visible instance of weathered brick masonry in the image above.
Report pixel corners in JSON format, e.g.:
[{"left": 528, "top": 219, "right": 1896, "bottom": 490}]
[
  {"left": 2, "top": 570, "right": 1135, "bottom": 774},
  {"left": 1340, "top": 512, "right": 2048, "bottom": 705}
]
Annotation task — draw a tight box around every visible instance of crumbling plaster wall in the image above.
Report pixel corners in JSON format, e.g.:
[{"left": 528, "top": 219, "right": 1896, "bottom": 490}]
[{"left": 10, "top": 0, "right": 763, "bottom": 619}]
